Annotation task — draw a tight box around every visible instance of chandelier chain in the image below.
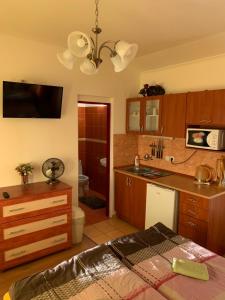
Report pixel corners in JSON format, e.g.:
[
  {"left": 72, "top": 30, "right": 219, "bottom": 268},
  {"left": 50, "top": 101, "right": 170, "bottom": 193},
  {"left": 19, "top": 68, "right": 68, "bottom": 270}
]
[{"left": 95, "top": 0, "right": 99, "bottom": 28}]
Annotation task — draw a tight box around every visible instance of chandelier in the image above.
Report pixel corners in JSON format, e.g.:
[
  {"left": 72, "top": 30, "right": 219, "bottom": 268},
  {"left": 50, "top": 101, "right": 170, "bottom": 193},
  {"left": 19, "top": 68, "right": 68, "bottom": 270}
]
[{"left": 57, "top": 0, "right": 138, "bottom": 75}]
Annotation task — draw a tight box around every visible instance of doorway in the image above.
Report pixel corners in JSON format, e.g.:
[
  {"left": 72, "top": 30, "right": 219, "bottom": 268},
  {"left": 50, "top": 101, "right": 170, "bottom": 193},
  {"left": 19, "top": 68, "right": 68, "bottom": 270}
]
[{"left": 78, "top": 101, "right": 110, "bottom": 225}]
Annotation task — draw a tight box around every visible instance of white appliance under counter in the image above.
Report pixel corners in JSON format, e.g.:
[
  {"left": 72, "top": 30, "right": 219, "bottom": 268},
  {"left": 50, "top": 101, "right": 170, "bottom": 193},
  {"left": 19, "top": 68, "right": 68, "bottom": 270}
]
[{"left": 145, "top": 183, "right": 178, "bottom": 232}]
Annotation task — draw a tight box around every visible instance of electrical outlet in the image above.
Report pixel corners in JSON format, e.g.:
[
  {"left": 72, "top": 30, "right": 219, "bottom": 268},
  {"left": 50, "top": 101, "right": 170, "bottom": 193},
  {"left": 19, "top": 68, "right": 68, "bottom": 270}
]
[
  {"left": 165, "top": 156, "right": 175, "bottom": 162},
  {"left": 170, "top": 156, "right": 175, "bottom": 162}
]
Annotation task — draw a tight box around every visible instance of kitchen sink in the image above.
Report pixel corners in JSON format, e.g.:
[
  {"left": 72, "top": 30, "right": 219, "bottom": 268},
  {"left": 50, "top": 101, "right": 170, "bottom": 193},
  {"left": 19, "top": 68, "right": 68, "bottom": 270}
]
[
  {"left": 125, "top": 166, "right": 152, "bottom": 174},
  {"left": 124, "top": 166, "right": 173, "bottom": 178}
]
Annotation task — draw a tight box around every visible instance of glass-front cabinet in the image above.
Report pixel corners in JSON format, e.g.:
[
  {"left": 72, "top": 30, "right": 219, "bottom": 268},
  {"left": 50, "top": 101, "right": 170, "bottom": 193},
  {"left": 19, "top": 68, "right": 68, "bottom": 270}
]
[
  {"left": 144, "top": 98, "right": 160, "bottom": 133},
  {"left": 126, "top": 98, "right": 141, "bottom": 132},
  {"left": 126, "top": 96, "right": 162, "bottom": 135}
]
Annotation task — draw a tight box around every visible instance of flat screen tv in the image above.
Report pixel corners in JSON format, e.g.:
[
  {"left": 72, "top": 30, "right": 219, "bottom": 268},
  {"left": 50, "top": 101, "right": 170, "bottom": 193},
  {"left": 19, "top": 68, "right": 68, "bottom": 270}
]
[{"left": 3, "top": 81, "right": 63, "bottom": 118}]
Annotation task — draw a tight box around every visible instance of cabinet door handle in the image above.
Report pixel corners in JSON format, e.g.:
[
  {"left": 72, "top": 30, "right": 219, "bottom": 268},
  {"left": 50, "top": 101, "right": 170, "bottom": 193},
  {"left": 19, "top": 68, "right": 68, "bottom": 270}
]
[
  {"left": 199, "top": 119, "right": 211, "bottom": 124},
  {"left": 126, "top": 177, "right": 129, "bottom": 186},
  {"left": 129, "top": 178, "right": 132, "bottom": 186},
  {"left": 140, "top": 125, "right": 144, "bottom": 132}
]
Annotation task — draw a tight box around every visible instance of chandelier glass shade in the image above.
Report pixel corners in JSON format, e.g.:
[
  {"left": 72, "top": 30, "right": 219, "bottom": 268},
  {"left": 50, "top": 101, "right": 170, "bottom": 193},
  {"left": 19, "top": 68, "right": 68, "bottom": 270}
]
[{"left": 57, "top": 0, "right": 138, "bottom": 75}]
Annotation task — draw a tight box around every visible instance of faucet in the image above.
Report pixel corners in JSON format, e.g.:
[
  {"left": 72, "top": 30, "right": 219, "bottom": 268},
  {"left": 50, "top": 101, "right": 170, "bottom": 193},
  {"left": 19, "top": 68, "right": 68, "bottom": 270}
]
[{"left": 134, "top": 153, "right": 153, "bottom": 169}]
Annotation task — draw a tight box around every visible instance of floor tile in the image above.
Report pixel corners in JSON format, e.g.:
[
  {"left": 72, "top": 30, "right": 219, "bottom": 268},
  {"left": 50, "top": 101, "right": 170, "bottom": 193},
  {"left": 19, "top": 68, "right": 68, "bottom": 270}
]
[{"left": 84, "top": 216, "right": 139, "bottom": 244}]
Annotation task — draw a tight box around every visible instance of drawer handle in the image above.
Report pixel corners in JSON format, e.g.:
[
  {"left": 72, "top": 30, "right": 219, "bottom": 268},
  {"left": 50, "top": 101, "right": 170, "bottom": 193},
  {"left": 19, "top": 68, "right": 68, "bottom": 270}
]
[
  {"left": 199, "top": 119, "right": 211, "bottom": 123},
  {"left": 52, "top": 199, "right": 65, "bottom": 204},
  {"left": 52, "top": 219, "right": 66, "bottom": 224},
  {"left": 187, "top": 198, "right": 197, "bottom": 204},
  {"left": 10, "top": 250, "right": 26, "bottom": 258},
  {"left": 52, "top": 237, "right": 66, "bottom": 244},
  {"left": 187, "top": 209, "right": 196, "bottom": 216},
  {"left": 9, "top": 207, "right": 25, "bottom": 212},
  {"left": 9, "top": 229, "right": 26, "bottom": 235},
  {"left": 185, "top": 221, "right": 197, "bottom": 227}
]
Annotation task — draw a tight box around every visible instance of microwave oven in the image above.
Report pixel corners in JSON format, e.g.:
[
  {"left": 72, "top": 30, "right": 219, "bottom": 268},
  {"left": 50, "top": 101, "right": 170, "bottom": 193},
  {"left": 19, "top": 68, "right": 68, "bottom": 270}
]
[{"left": 186, "top": 128, "right": 225, "bottom": 150}]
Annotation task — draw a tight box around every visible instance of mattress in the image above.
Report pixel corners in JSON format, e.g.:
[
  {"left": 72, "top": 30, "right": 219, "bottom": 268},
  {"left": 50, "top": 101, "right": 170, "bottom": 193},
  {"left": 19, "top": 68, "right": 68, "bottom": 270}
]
[{"left": 7, "top": 223, "right": 225, "bottom": 300}]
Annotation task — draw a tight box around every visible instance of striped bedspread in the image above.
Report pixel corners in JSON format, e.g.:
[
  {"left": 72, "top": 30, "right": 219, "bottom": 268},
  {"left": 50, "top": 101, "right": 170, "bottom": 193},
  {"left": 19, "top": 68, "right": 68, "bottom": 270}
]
[
  {"left": 108, "top": 223, "right": 225, "bottom": 300},
  {"left": 9, "top": 243, "right": 165, "bottom": 300},
  {"left": 8, "top": 223, "right": 225, "bottom": 300}
]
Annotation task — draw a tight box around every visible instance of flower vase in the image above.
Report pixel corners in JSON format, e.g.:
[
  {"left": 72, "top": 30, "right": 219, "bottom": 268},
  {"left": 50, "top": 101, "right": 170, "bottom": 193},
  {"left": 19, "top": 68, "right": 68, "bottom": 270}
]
[{"left": 21, "top": 174, "right": 28, "bottom": 185}]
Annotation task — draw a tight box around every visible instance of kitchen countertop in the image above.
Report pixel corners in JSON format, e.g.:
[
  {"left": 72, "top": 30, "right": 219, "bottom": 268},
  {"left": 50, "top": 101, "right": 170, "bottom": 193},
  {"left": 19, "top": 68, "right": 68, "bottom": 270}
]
[{"left": 114, "top": 166, "right": 225, "bottom": 199}]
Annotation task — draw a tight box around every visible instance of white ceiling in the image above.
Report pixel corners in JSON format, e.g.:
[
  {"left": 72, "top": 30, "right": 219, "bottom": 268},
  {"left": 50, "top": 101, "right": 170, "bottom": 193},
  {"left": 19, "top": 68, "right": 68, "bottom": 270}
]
[{"left": 1, "top": 0, "right": 225, "bottom": 57}]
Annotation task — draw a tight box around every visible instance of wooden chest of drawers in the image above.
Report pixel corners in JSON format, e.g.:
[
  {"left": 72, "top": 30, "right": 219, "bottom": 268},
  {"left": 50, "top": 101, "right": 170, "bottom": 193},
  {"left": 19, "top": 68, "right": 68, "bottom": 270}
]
[
  {"left": 179, "top": 192, "right": 209, "bottom": 247},
  {"left": 178, "top": 191, "right": 225, "bottom": 255},
  {"left": 0, "top": 181, "right": 72, "bottom": 270}
]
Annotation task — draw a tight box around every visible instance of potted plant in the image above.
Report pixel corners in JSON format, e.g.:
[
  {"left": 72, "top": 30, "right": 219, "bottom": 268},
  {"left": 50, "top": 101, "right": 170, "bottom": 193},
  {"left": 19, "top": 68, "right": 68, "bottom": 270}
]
[{"left": 15, "top": 163, "right": 33, "bottom": 184}]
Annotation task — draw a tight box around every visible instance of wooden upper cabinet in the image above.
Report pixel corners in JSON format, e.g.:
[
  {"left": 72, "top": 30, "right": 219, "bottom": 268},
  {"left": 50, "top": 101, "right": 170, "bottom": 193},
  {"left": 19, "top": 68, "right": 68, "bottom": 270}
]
[
  {"left": 207, "top": 89, "right": 225, "bottom": 126},
  {"left": 127, "top": 88, "right": 225, "bottom": 136},
  {"left": 186, "top": 89, "right": 225, "bottom": 126},
  {"left": 162, "top": 93, "right": 187, "bottom": 138},
  {"left": 126, "top": 98, "right": 142, "bottom": 133},
  {"left": 126, "top": 96, "right": 163, "bottom": 135},
  {"left": 143, "top": 96, "right": 163, "bottom": 135},
  {"left": 186, "top": 91, "right": 212, "bottom": 125}
]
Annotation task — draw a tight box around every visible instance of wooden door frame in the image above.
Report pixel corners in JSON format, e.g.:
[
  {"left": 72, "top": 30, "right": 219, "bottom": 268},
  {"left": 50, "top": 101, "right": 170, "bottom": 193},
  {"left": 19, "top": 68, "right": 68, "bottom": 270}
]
[{"left": 78, "top": 101, "right": 111, "bottom": 217}]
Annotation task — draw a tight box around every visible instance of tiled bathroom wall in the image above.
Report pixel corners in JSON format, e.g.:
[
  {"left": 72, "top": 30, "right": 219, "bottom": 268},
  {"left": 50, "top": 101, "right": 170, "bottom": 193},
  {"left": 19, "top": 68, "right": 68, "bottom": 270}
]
[
  {"left": 78, "top": 106, "right": 108, "bottom": 196},
  {"left": 114, "top": 134, "right": 225, "bottom": 177}
]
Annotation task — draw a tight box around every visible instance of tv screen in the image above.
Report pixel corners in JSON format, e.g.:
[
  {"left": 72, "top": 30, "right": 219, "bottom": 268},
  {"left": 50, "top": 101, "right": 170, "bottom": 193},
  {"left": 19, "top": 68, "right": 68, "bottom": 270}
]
[{"left": 3, "top": 81, "right": 63, "bottom": 118}]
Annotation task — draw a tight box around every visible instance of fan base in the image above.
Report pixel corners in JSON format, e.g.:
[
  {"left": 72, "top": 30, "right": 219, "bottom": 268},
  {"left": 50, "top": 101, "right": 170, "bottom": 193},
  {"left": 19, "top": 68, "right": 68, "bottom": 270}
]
[{"left": 46, "top": 179, "right": 60, "bottom": 185}]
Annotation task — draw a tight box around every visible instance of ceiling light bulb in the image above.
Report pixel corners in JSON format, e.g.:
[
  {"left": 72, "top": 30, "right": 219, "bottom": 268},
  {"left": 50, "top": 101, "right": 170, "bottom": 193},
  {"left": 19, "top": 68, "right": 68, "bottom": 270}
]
[
  {"left": 77, "top": 38, "right": 86, "bottom": 48},
  {"left": 57, "top": 49, "right": 76, "bottom": 70},
  {"left": 80, "top": 59, "right": 98, "bottom": 75},
  {"left": 111, "top": 54, "right": 128, "bottom": 72}
]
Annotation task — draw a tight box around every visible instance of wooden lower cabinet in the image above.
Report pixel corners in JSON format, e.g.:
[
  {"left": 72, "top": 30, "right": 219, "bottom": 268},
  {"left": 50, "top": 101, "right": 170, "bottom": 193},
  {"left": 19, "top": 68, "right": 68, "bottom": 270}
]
[
  {"left": 179, "top": 214, "right": 208, "bottom": 247},
  {"left": 115, "top": 172, "right": 146, "bottom": 229},
  {"left": 178, "top": 191, "right": 225, "bottom": 255},
  {"left": 0, "top": 181, "right": 72, "bottom": 270}
]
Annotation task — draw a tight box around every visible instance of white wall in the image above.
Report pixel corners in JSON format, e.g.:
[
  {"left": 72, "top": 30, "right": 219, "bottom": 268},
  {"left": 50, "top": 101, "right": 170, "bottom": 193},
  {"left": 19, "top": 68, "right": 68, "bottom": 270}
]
[
  {"left": 137, "top": 30, "right": 225, "bottom": 92},
  {"left": 0, "top": 33, "right": 139, "bottom": 211},
  {"left": 140, "top": 53, "right": 225, "bottom": 93},
  {"left": 137, "top": 31, "right": 225, "bottom": 71}
]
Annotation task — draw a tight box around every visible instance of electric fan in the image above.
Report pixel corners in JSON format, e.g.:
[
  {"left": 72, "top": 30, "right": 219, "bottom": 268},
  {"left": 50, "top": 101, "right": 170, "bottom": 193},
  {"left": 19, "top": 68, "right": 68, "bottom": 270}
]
[{"left": 42, "top": 158, "right": 65, "bottom": 184}]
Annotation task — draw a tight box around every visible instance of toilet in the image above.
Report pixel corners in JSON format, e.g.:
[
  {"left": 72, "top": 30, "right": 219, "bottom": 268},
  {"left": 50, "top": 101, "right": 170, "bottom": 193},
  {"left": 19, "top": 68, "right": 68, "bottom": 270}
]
[{"left": 78, "top": 160, "right": 89, "bottom": 197}]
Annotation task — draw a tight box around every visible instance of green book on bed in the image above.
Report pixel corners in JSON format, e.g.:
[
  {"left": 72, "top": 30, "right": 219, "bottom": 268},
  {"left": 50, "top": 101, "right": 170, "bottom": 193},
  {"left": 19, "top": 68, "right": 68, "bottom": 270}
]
[{"left": 172, "top": 258, "right": 209, "bottom": 281}]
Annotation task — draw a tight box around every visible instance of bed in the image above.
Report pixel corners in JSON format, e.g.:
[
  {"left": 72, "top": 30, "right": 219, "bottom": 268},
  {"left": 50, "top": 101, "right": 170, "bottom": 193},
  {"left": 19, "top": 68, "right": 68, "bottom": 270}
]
[{"left": 5, "top": 223, "right": 225, "bottom": 300}]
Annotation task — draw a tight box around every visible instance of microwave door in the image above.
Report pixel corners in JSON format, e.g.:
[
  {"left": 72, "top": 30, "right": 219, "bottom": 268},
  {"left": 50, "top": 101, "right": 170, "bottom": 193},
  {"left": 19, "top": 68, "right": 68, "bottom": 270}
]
[{"left": 187, "top": 130, "right": 210, "bottom": 148}]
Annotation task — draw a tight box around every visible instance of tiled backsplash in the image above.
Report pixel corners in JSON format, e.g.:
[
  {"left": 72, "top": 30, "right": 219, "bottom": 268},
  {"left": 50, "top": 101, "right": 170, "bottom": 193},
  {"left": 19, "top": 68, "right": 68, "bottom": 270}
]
[
  {"left": 113, "top": 134, "right": 138, "bottom": 167},
  {"left": 114, "top": 134, "right": 225, "bottom": 177}
]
